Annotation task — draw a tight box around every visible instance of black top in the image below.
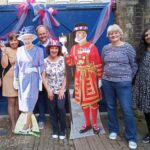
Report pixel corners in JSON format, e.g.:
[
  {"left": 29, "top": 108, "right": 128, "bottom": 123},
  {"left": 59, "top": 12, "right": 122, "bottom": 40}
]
[{"left": 0, "top": 50, "right": 3, "bottom": 79}]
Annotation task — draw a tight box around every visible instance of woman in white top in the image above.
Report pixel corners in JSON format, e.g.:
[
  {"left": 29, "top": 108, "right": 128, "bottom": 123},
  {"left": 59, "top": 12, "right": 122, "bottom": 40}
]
[{"left": 42, "top": 39, "right": 66, "bottom": 140}]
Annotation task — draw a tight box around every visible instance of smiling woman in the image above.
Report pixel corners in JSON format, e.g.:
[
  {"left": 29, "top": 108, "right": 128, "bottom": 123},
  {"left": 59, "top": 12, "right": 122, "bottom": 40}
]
[
  {"left": 133, "top": 27, "right": 150, "bottom": 144},
  {"left": 42, "top": 39, "right": 66, "bottom": 139},
  {"left": 1, "top": 33, "right": 20, "bottom": 132},
  {"left": 101, "top": 24, "right": 138, "bottom": 149}
]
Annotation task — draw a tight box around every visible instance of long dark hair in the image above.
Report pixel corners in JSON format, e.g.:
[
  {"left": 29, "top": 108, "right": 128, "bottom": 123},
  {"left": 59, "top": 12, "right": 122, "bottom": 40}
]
[{"left": 136, "top": 27, "right": 150, "bottom": 64}]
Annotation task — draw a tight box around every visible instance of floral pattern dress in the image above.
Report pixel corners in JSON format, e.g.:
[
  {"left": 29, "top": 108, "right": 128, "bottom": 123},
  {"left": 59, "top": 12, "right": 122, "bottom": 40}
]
[{"left": 133, "top": 51, "right": 150, "bottom": 113}]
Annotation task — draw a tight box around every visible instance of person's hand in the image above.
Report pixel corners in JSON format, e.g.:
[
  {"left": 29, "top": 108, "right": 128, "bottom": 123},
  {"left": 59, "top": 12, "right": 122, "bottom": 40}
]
[
  {"left": 98, "top": 80, "right": 102, "bottom": 88},
  {"left": 58, "top": 89, "right": 65, "bottom": 100},
  {"left": 47, "top": 89, "right": 54, "bottom": 100},
  {"left": 0, "top": 40, "right": 5, "bottom": 48},
  {"left": 0, "top": 41, "right": 6, "bottom": 55},
  {"left": 62, "top": 46, "right": 68, "bottom": 56}
]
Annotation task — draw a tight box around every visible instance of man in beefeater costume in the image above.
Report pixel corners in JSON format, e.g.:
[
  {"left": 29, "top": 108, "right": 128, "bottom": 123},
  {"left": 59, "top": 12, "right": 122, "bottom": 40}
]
[{"left": 66, "top": 23, "right": 102, "bottom": 134}]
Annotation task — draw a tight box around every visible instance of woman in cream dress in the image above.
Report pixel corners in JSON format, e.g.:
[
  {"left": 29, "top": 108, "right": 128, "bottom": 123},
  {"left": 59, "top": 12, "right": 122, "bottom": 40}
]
[{"left": 1, "top": 33, "right": 20, "bottom": 132}]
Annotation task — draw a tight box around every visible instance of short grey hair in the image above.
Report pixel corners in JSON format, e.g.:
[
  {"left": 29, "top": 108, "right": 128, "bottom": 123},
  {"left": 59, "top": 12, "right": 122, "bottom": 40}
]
[{"left": 107, "top": 24, "right": 123, "bottom": 37}]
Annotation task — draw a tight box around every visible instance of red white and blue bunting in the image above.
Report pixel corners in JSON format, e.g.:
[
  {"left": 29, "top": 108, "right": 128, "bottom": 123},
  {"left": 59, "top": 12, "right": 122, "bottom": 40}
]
[{"left": 0, "top": 0, "right": 115, "bottom": 42}]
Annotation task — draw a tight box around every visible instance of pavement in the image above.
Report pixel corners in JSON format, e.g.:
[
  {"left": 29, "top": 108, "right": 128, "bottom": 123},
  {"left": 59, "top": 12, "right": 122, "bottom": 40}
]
[{"left": 0, "top": 111, "right": 150, "bottom": 150}]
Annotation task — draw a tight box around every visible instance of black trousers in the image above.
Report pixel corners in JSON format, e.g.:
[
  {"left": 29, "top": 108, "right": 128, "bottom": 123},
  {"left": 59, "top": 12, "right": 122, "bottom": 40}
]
[
  {"left": 144, "top": 112, "right": 150, "bottom": 134},
  {"left": 48, "top": 94, "right": 66, "bottom": 135}
]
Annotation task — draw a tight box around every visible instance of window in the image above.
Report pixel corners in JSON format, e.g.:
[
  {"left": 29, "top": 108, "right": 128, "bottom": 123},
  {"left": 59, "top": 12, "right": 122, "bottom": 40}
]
[
  {"left": 101, "top": 0, "right": 110, "bottom": 2},
  {"left": 8, "top": 0, "right": 47, "bottom": 3},
  {"left": 8, "top": 0, "right": 25, "bottom": 3},
  {"left": 77, "top": 0, "right": 94, "bottom": 3},
  {"left": 54, "top": 0, "right": 70, "bottom": 4},
  {"left": 35, "top": 0, "right": 47, "bottom": 3}
]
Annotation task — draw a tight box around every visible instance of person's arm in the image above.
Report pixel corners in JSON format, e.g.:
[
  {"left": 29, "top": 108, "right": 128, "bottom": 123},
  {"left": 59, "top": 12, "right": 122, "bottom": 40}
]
[
  {"left": 65, "top": 45, "right": 75, "bottom": 67},
  {"left": 38, "top": 47, "right": 44, "bottom": 74},
  {"left": 90, "top": 44, "right": 103, "bottom": 87},
  {"left": 126, "top": 44, "right": 138, "bottom": 78},
  {"left": 1, "top": 47, "right": 8, "bottom": 69},
  {"left": 13, "top": 49, "right": 19, "bottom": 90},
  {"left": 58, "top": 75, "right": 66, "bottom": 100},
  {"left": 42, "top": 70, "right": 54, "bottom": 100},
  {"left": 58, "top": 57, "right": 67, "bottom": 99}
]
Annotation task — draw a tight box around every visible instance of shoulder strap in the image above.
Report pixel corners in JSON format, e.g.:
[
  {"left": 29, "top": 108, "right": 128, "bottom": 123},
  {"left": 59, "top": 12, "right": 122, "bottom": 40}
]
[{"left": 3, "top": 59, "right": 11, "bottom": 77}]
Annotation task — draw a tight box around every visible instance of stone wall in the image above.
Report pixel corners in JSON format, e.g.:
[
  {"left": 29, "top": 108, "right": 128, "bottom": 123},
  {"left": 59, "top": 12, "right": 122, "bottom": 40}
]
[
  {"left": 144, "top": 0, "right": 150, "bottom": 27},
  {"left": 116, "top": 0, "right": 149, "bottom": 46}
]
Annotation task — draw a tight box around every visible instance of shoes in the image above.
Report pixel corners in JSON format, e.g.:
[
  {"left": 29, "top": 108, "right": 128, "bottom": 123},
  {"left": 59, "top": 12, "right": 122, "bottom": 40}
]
[
  {"left": 59, "top": 135, "right": 66, "bottom": 140},
  {"left": 92, "top": 124, "right": 100, "bottom": 134},
  {"left": 128, "top": 141, "right": 137, "bottom": 149},
  {"left": 38, "top": 122, "right": 45, "bottom": 129},
  {"left": 79, "top": 124, "right": 92, "bottom": 133},
  {"left": 52, "top": 134, "right": 58, "bottom": 139},
  {"left": 109, "top": 132, "right": 117, "bottom": 140},
  {"left": 142, "top": 133, "right": 150, "bottom": 144},
  {"left": 19, "top": 128, "right": 31, "bottom": 134}
]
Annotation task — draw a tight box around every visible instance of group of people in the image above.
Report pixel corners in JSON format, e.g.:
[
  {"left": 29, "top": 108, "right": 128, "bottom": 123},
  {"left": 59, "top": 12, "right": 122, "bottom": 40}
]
[{"left": 0, "top": 22, "right": 149, "bottom": 149}]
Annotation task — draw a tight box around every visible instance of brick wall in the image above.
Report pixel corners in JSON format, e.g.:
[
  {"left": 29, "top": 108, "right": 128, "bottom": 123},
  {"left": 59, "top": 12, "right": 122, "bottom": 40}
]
[
  {"left": 144, "top": 1, "right": 150, "bottom": 27},
  {"left": 116, "top": 0, "right": 149, "bottom": 46}
]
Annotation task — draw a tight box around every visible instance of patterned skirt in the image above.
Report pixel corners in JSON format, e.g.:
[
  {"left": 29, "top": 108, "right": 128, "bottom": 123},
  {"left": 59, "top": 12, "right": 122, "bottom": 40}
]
[{"left": 133, "top": 71, "right": 150, "bottom": 113}]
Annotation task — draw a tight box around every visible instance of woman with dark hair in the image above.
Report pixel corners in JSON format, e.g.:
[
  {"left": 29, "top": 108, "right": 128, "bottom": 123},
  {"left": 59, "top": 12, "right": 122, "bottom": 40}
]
[
  {"left": 42, "top": 39, "right": 66, "bottom": 139},
  {"left": 1, "top": 33, "right": 20, "bottom": 132},
  {"left": 133, "top": 27, "right": 150, "bottom": 144}
]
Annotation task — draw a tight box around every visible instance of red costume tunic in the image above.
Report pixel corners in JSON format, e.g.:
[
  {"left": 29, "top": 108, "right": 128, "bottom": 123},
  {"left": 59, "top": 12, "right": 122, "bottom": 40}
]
[{"left": 66, "top": 42, "right": 102, "bottom": 106}]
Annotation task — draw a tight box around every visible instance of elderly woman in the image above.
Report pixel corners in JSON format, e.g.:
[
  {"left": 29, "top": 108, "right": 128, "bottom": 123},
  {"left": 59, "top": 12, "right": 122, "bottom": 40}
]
[
  {"left": 101, "top": 24, "right": 137, "bottom": 149},
  {"left": 14, "top": 26, "right": 44, "bottom": 133},
  {"left": 42, "top": 40, "right": 66, "bottom": 139},
  {"left": 1, "top": 33, "right": 20, "bottom": 132},
  {"left": 133, "top": 27, "right": 150, "bottom": 144}
]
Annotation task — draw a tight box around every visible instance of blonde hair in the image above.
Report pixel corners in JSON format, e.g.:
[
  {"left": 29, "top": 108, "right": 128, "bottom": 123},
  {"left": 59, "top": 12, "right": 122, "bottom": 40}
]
[{"left": 107, "top": 24, "right": 123, "bottom": 37}]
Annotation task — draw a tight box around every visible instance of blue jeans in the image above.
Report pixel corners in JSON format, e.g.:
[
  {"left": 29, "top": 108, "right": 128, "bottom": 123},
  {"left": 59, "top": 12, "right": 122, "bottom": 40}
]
[
  {"left": 37, "top": 90, "right": 47, "bottom": 123},
  {"left": 48, "top": 94, "right": 66, "bottom": 135},
  {"left": 102, "top": 80, "right": 137, "bottom": 142}
]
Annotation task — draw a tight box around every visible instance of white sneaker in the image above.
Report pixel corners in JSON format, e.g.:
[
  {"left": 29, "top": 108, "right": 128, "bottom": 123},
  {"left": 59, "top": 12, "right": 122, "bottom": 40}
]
[
  {"left": 38, "top": 122, "right": 45, "bottom": 129},
  {"left": 52, "top": 134, "right": 58, "bottom": 139},
  {"left": 128, "top": 141, "right": 137, "bottom": 149},
  {"left": 59, "top": 135, "right": 66, "bottom": 140},
  {"left": 109, "top": 132, "right": 117, "bottom": 140}
]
